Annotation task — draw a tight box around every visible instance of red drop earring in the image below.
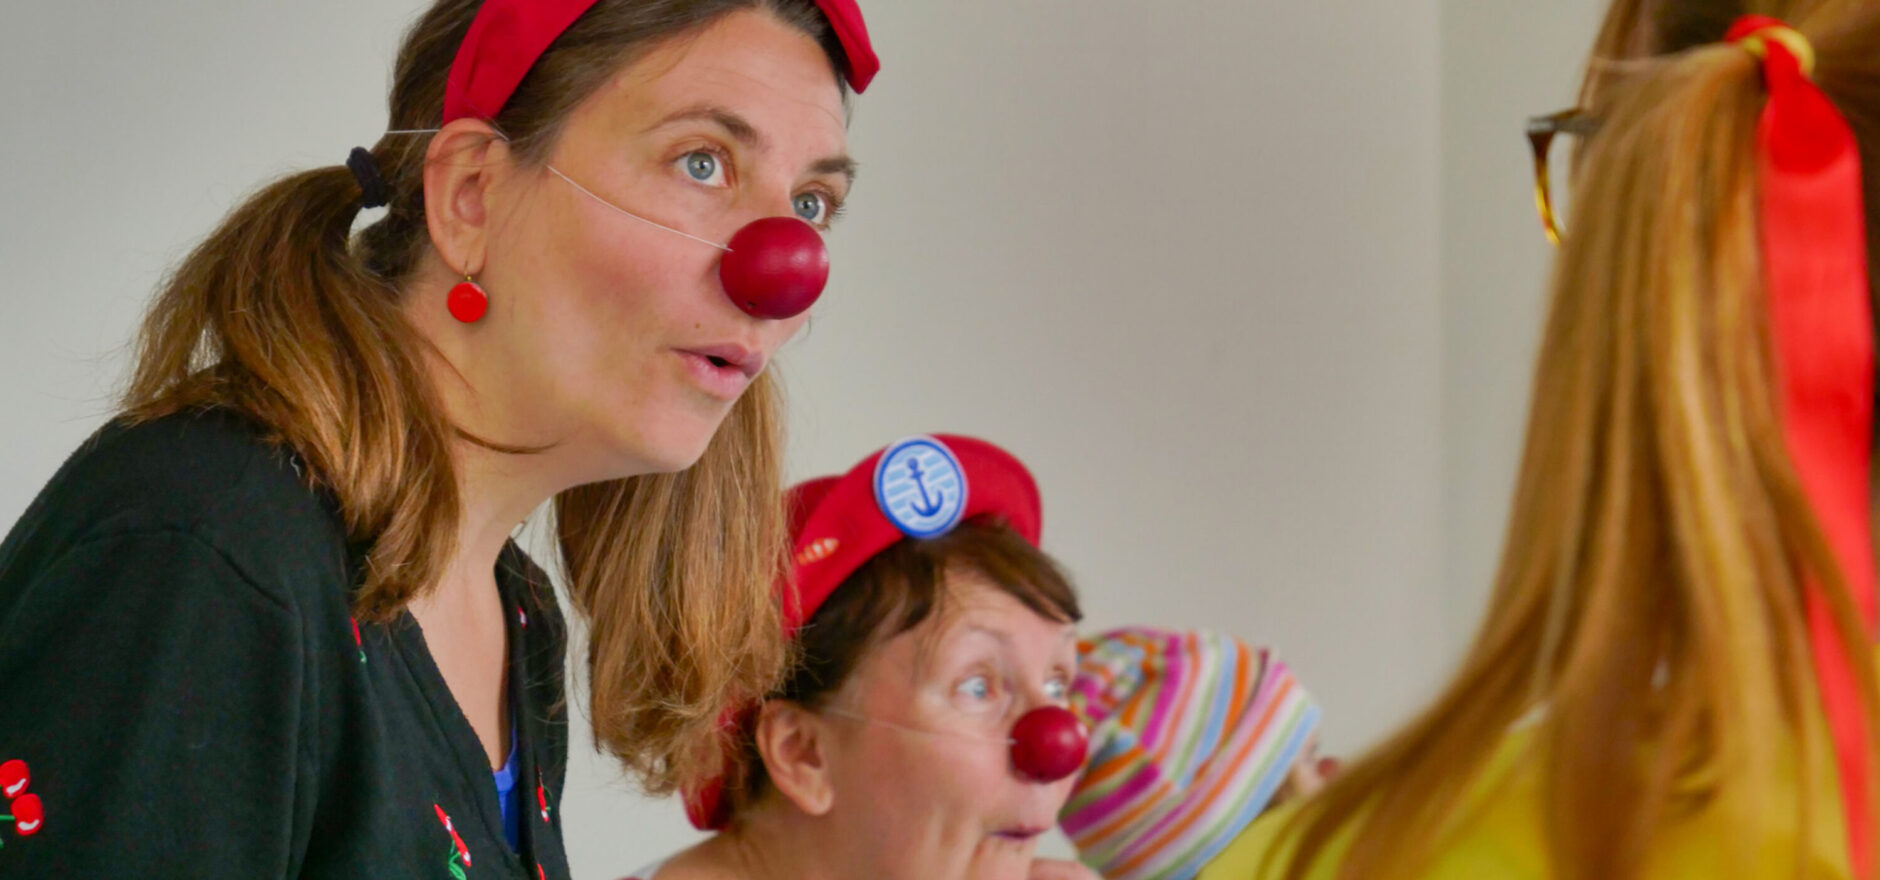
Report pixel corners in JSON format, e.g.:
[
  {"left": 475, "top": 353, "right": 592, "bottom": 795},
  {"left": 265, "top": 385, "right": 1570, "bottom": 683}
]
[{"left": 447, "top": 276, "right": 488, "bottom": 324}]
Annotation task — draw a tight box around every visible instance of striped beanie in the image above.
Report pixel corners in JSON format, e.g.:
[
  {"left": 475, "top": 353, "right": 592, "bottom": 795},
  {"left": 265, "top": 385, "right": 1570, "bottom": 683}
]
[{"left": 1062, "top": 628, "right": 1320, "bottom": 880}]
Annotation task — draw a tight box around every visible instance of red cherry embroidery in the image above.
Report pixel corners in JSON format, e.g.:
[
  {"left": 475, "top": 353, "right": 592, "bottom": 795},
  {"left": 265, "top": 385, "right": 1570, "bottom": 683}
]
[
  {"left": 350, "top": 618, "right": 367, "bottom": 664},
  {"left": 536, "top": 864, "right": 547, "bottom": 880},
  {"left": 0, "top": 761, "right": 25, "bottom": 799},
  {"left": 518, "top": 606, "right": 528, "bottom": 629},
  {"left": 536, "top": 771, "right": 550, "bottom": 823},
  {"left": 435, "top": 803, "right": 471, "bottom": 872},
  {"left": 0, "top": 761, "right": 43, "bottom": 845},
  {"left": 9, "top": 796, "right": 40, "bottom": 837}
]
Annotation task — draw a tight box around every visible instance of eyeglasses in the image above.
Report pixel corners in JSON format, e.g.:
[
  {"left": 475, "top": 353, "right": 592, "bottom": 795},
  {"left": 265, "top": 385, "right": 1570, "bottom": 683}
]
[{"left": 1526, "top": 108, "right": 1601, "bottom": 245}]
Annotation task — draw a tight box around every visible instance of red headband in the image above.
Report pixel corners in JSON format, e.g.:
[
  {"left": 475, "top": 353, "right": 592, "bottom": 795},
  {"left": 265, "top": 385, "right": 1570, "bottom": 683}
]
[
  {"left": 442, "top": 0, "right": 878, "bottom": 124},
  {"left": 683, "top": 434, "right": 1044, "bottom": 830},
  {"left": 1727, "top": 14, "right": 1876, "bottom": 875}
]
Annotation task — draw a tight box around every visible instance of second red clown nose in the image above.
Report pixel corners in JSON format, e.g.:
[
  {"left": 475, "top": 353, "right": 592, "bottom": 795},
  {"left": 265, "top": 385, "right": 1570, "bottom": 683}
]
[
  {"left": 1010, "top": 705, "right": 1089, "bottom": 783},
  {"left": 719, "top": 216, "right": 830, "bottom": 320}
]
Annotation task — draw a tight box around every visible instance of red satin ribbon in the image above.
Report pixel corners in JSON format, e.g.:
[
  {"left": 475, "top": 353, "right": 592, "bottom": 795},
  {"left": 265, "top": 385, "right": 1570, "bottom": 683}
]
[{"left": 1728, "top": 14, "right": 1877, "bottom": 875}]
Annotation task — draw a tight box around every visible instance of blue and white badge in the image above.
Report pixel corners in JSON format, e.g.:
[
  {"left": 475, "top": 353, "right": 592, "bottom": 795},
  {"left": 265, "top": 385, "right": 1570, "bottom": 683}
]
[{"left": 874, "top": 436, "right": 970, "bottom": 538}]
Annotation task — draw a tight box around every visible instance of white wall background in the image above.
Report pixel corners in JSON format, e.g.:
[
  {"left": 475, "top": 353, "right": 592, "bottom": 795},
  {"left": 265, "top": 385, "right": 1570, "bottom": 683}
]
[
  {"left": 1438, "top": 0, "right": 1607, "bottom": 643},
  {"left": 2, "top": 1, "right": 1596, "bottom": 875}
]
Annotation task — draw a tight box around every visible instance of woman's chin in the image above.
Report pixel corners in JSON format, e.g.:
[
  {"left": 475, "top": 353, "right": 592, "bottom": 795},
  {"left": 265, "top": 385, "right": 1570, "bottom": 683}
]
[
  {"left": 969, "top": 836, "right": 1041, "bottom": 880},
  {"left": 604, "top": 418, "right": 724, "bottom": 477}
]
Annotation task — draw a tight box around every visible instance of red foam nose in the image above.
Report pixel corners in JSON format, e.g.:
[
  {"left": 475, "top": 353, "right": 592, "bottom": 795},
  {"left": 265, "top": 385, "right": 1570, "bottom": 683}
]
[
  {"left": 719, "top": 216, "right": 829, "bottom": 319},
  {"left": 1010, "top": 705, "right": 1088, "bottom": 783}
]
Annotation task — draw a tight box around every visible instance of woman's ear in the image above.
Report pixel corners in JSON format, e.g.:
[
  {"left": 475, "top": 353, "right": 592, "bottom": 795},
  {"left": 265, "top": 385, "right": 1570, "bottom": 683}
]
[
  {"left": 753, "top": 700, "right": 836, "bottom": 816},
  {"left": 422, "top": 118, "right": 512, "bottom": 278}
]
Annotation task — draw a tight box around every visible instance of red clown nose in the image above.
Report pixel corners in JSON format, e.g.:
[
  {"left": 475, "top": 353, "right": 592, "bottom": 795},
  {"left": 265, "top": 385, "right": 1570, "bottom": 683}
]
[
  {"left": 1010, "top": 705, "right": 1088, "bottom": 783},
  {"left": 719, "top": 216, "right": 829, "bottom": 319}
]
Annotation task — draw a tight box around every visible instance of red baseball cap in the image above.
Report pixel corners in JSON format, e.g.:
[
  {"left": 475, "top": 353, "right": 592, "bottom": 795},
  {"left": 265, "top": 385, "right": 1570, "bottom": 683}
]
[
  {"left": 685, "top": 434, "right": 1043, "bottom": 829},
  {"left": 443, "top": 0, "right": 879, "bottom": 124}
]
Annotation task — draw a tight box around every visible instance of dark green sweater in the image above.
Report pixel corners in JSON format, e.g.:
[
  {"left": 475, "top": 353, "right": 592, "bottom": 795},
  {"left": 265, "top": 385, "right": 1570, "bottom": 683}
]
[{"left": 0, "top": 409, "right": 572, "bottom": 879}]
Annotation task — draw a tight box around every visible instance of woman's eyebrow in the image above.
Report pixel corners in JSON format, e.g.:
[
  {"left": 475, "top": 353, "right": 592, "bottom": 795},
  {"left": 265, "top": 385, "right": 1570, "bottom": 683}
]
[
  {"left": 643, "top": 104, "right": 764, "bottom": 148},
  {"left": 809, "top": 156, "right": 856, "bottom": 187},
  {"left": 644, "top": 104, "right": 856, "bottom": 186}
]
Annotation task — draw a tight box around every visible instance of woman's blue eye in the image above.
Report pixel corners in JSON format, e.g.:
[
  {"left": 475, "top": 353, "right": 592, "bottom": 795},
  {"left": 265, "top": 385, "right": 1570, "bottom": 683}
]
[
  {"left": 679, "top": 151, "right": 725, "bottom": 185},
  {"left": 1043, "top": 677, "right": 1069, "bottom": 702},
  {"left": 957, "top": 675, "right": 992, "bottom": 701},
  {"left": 793, "top": 192, "right": 828, "bottom": 224}
]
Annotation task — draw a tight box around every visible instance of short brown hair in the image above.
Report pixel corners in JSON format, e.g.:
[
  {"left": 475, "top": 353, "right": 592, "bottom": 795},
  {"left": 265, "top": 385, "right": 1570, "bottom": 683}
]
[{"left": 731, "top": 517, "right": 1083, "bottom": 809}]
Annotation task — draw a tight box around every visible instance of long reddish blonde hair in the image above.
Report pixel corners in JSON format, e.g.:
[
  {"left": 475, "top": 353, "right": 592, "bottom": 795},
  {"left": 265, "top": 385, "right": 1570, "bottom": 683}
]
[{"left": 1275, "top": 1, "right": 1880, "bottom": 876}]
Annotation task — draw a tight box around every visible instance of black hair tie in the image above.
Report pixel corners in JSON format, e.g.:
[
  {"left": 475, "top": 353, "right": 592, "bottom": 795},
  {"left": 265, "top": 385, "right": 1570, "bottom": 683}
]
[{"left": 347, "top": 147, "right": 391, "bottom": 209}]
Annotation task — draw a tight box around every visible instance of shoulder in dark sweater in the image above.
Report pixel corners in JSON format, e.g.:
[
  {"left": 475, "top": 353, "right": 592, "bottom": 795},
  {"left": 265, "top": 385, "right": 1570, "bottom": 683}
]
[{"left": 0, "top": 407, "right": 353, "bottom": 609}]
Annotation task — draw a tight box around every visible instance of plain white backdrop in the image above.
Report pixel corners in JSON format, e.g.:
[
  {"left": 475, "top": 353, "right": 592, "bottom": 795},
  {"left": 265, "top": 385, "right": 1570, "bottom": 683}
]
[{"left": 0, "top": 1, "right": 1601, "bottom": 874}]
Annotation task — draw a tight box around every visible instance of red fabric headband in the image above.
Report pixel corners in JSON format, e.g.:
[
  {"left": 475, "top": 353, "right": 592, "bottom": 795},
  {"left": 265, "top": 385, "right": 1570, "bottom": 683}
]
[
  {"left": 442, "top": 0, "right": 878, "bottom": 124},
  {"left": 1727, "top": 14, "right": 1876, "bottom": 876}
]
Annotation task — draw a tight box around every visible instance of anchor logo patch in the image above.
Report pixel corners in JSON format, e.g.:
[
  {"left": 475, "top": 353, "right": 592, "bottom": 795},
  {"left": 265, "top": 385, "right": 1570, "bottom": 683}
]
[{"left": 874, "top": 437, "right": 969, "bottom": 538}]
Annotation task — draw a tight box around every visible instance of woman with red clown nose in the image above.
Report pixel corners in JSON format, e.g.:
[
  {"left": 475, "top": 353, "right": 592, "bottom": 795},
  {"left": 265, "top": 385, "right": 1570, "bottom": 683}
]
[
  {"left": 625, "top": 436, "right": 1328, "bottom": 880},
  {"left": 0, "top": 1, "right": 875, "bottom": 877},
  {"left": 1208, "top": 2, "right": 1880, "bottom": 880}
]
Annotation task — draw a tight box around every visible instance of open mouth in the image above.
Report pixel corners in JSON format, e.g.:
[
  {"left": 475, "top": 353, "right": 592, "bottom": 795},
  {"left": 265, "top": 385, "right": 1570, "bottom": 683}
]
[
  {"left": 679, "top": 344, "right": 762, "bottom": 380},
  {"left": 676, "top": 348, "right": 761, "bottom": 399}
]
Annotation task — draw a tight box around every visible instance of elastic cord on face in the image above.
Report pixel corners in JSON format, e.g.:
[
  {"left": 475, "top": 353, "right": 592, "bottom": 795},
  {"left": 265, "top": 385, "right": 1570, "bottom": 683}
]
[
  {"left": 823, "top": 706, "right": 1016, "bottom": 745},
  {"left": 544, "top": 166, "right": 730, "bottom": 251},
  {"left": 376, "top": 127, "right": 729, "bottom": 250}
]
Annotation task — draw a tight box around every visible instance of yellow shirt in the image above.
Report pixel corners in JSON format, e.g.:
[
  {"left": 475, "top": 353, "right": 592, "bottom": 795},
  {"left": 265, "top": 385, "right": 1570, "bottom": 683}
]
[{"left": 1200, "top": 726, "right": 1851, "bottom": 880}]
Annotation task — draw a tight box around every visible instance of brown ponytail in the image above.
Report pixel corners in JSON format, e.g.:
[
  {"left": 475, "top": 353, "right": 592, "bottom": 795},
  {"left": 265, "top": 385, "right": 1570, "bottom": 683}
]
[
  {"left": 120, "top": 0, "right": 848, "bottom": 793},
  {"left": 125, "top": 161, "right": 461, "bottom": 622}
]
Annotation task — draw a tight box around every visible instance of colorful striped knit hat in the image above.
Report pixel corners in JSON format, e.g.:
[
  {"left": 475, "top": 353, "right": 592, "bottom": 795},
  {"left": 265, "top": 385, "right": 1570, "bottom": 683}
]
[{"left": 1062, "top": 628, "right": 1320, "bottom": 880}]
